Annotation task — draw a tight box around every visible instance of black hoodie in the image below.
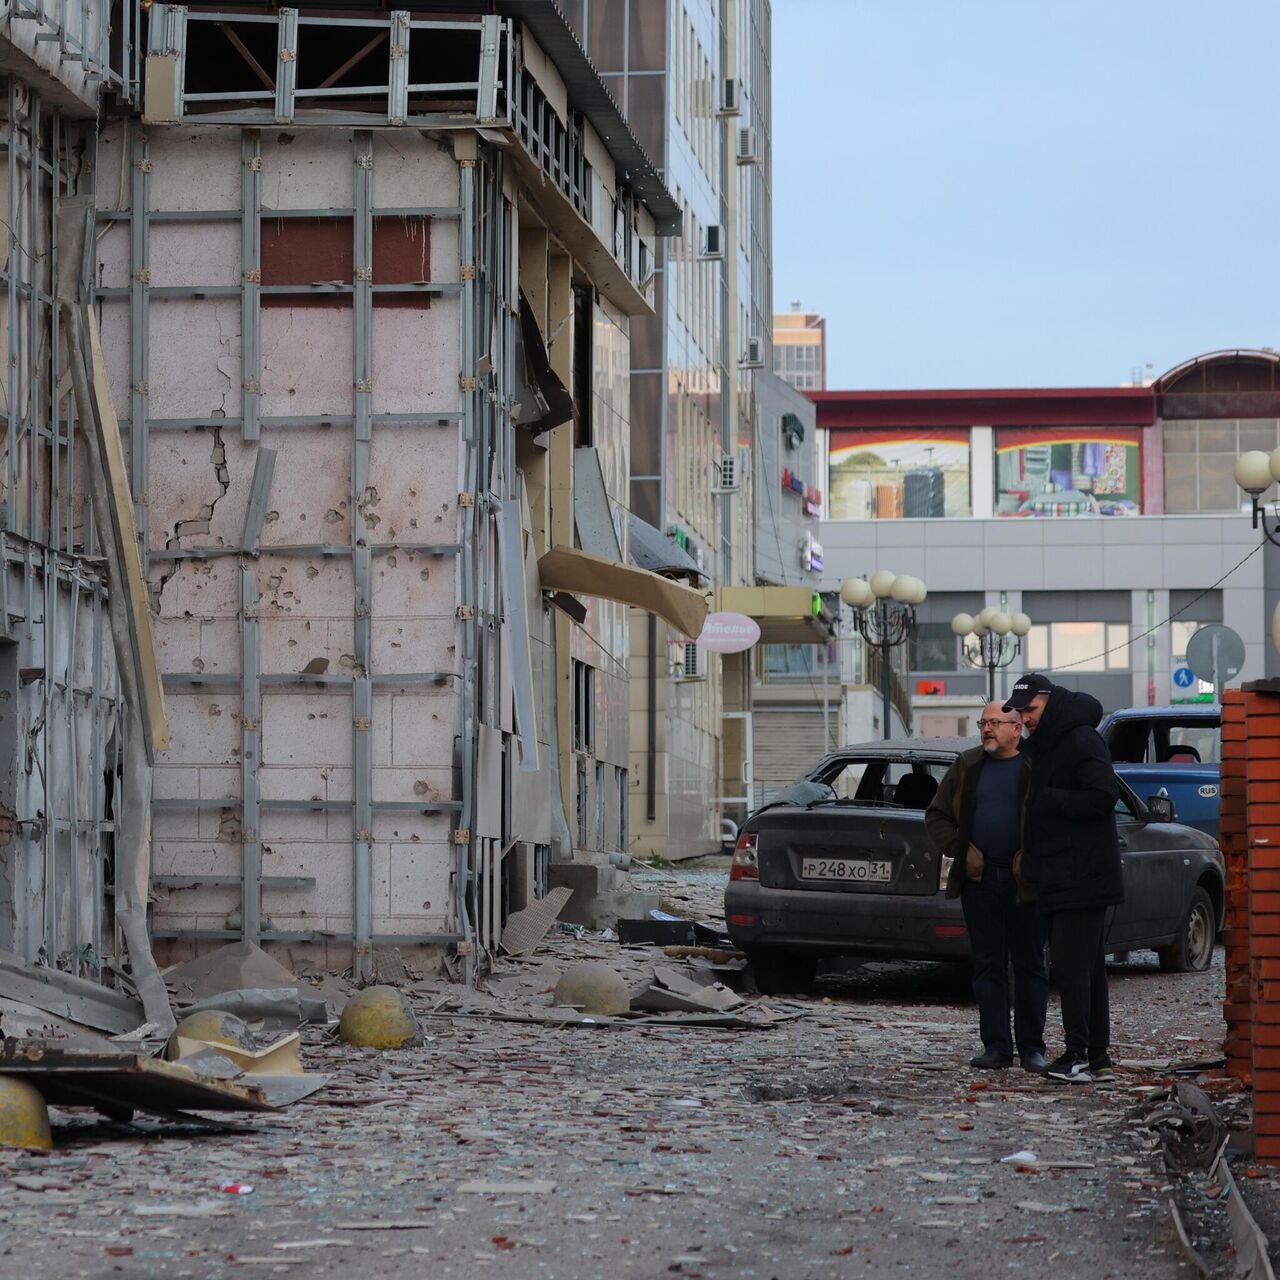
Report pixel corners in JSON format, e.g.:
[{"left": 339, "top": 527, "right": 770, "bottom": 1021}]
[{"left": 1020, "top": 686, "right": 1124, "bottom": 914}]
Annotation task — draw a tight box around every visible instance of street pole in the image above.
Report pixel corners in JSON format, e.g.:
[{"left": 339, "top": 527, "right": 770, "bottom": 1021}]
[{"left": 880, "top": 602, "right": 892, "bottom": 740}]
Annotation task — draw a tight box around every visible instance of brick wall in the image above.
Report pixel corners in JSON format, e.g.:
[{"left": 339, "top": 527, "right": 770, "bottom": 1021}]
[{"left": 1222, "top": 685, "right": 1280, "bottom": 1162}]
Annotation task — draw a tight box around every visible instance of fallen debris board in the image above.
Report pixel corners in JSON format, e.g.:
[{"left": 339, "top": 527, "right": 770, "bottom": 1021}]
[
  {"left": 0, "top": 997, "right": 122, "bottom": 1052},
  {"left": 500, "top": 887, "right": 574, "bottom": 956},
  {"left": 0, "top": 949, "right": 144, "bottom": 1034},
  {"left": 181, "top": 987, "right": 326, "bottom": 1030},
  {"left": 0, "top": 1046, "right": 275, "bottom": 1114},
  {"left": 172, "top": 1031, "right": 303, "bottom": 1076},
  {"left": 163, "top": 941, "right": 299, "bottom": 1001}
]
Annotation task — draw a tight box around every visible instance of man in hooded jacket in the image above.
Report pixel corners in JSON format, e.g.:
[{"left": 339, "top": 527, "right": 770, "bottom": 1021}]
[{"left": 1003, "top": 673, "right": 1123, "bottom": 1084}]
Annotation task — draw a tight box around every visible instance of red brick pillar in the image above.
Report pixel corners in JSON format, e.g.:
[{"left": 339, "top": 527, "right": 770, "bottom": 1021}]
[
  {"left": 1222, "top": 690, "right": 1251, "bottom": 1083},
  {"left": 1247, "top": 689, "right": 1280, "bottom": 1161}
]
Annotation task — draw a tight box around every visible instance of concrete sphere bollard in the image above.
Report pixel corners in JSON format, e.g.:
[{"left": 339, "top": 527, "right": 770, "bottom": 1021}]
[
  {"left": 165, "top": 1009, "right": 257, "bottom": 1060},
  {"left": 0, "top": 1077, "right": 52, "bottom": 1151},
  {"left": 338, "top": 985, "right": 421, "bottom": 1049},
  {"left": 553, "top": 963, "right": 630, "bottom": 1015}
]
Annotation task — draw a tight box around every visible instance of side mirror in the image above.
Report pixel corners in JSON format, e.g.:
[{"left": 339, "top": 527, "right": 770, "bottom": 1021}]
[{"left": 1145, "top": 795, "right": 1176, "bottom": 824}]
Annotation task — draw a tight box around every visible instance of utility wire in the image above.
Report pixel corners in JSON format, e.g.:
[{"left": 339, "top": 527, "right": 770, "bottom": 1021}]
[{"left": 1048, "top": 539, "right": 1265, "bottom": 672}]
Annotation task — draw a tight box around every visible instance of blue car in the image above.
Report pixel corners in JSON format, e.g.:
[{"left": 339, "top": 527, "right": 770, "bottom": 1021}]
[{"left": 1099, "top": 705, "right": 1221, "bottom": 840}]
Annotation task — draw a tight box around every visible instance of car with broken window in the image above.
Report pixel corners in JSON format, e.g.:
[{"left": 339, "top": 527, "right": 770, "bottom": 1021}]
[
  {"left": 724, "top": 738, "right": 1224, "bottom": 994},
  {"left": 1100, "top": 705, "right": 1221, "bottom": 840}
]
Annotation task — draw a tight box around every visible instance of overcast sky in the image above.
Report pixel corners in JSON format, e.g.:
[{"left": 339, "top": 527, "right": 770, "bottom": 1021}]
[{"left": 771, "top": 0, "right": 1280, "bottom": 390}]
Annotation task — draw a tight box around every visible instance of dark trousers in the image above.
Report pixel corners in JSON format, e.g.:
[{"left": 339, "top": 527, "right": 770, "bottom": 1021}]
[
  {"left": 1046, "top": 907, "right": 1110, "bottom": 1061},
  {"left": 959, "top": 864, "right": 1049, "bottom": 1059}
]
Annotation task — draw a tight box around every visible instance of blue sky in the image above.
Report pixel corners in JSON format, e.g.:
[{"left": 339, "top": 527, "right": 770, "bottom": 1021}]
[{"left": 771, "top": 0, "right": 1280, "bottom": 389}]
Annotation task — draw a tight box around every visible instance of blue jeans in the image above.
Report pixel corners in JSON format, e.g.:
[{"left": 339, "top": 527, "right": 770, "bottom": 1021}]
[{"left": 960, "top": 863, "right": 1049, "bottom": 1059}]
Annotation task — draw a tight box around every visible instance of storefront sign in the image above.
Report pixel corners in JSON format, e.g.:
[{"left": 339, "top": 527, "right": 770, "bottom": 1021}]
[
  {"left": 802, "top": 533, "right": 824, "bottom": 573},
  {"left": 783, "top": 467, "right": 823, "bottom": 517},
  {"left": 697, "top": 612, "right": 761, "bottom": 654}
]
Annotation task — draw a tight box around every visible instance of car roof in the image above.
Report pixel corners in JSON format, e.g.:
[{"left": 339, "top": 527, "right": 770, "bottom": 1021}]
[
  {"left": 832, "top": 736, "right": 973, "bottom": 755},
  {"left": 1103, "top": 705, "right": 1220, "bottom": 720}
]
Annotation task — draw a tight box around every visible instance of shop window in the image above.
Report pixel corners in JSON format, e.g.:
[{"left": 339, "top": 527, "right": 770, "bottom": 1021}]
[
  {"left": 827, "top": 429, "right": 970, "bottom": 520},
  {"left": 260, "top": 215, "right": 431, "bottom": 308},
  {"left": 1163, "top": 419, "right": 1280, "bottom": 513},
  {"left": 762, "top": 643, "right": 836, "bottom": 679},
  {"left": 994, "top": 428, "right": 1141, "bottom": 517},
  {"left": 910, "top": 622, "right": 960, "bottom": 672},
  {"left": 1025, "top": 622, "right": 1130, "bottom": 673}
]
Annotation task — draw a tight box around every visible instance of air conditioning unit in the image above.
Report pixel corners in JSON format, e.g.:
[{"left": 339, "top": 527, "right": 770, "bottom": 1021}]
[
  {"left": 741, "top": 336, "right": 764, "bottom": 368},
  {"left": 675, "top": 642, "right": 706, "bottom": 681},
  {"left": 736, "top": 127, "right": 758, "bottom": 164},
  {"left": 718, "top": 77, "right": 741, "bottom": 116},
  {"left": 713, "top": 451, "right": 740, "bottom": 494},
  {"left": 701, "top": 223, "right": 724, "bottom": 259}
]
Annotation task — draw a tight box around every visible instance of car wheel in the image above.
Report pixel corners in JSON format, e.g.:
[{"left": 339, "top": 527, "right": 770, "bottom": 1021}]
[
  {"left": 748, "top": 951, "right": 818, "bottom": 996},
  {"left": 1158, "top": 887, "right": 1215, "bottom": 974}
]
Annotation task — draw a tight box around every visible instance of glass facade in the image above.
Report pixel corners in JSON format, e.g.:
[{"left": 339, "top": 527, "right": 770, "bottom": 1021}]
[
  {"left": 1026, "top": 622, "right": 1131, "bottom": 673},
  {"left": 1163, "top": 418, "right": 1280, "bottom": 513}
]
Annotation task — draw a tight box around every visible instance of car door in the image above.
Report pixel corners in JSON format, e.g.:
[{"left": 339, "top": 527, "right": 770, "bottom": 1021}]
[{"left": 1107, "top": 784, "right": 1182, "bottom": 950}]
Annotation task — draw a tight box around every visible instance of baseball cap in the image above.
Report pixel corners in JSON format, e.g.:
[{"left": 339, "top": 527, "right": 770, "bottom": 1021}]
[{"left": 1003, "top": 672, "right": 1054, "bottom": 713}]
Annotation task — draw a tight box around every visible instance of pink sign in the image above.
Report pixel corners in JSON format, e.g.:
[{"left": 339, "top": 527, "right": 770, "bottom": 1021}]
[{"left": 697, "top": 612, "right": 761, "bottom": 654}]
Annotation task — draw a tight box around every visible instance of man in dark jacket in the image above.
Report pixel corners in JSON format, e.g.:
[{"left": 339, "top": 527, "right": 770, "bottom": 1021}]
[
  {"left": 926, "top": 702, "right": 1048, "bottom": 1073},
  {"left": 1004, "top": 673, "right": 1123, "bottom": 1084}
]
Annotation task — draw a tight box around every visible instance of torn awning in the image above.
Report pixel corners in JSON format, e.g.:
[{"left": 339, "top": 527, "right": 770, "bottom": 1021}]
[
  {"left": 626, "top": 512, "right": 704, "bottom": 582},
  {"left": 717, "top": 586, "right": 835, "bottom": 645},
  {"left": 538, "top": 546, "right": 708, "bottom": 638}
]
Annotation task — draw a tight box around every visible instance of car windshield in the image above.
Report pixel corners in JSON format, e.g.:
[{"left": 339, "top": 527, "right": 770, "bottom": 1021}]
[
  {"left": 812, "top": 755, "right": 953, "bottom": 809},
  {"left": 1107, "top": 717, "right": 1220, "bottom": 765}
]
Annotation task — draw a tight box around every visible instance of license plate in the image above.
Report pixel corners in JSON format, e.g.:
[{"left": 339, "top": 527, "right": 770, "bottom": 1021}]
[{"left": 800, "top": 857, "right": 892, "bottom": 884}]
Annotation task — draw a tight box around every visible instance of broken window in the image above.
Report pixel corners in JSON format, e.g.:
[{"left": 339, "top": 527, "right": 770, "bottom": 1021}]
[
  {"left": 260, "top": 216, "right": 432, "bottom": 308},
  {"left": 571, "top": 659, "right": 595, "bottom": 754}
]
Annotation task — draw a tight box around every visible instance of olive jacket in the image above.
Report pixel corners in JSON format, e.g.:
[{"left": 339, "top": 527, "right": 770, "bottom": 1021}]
[{"left": 925, "top": 745, "right": 1031, "bottom": 900}]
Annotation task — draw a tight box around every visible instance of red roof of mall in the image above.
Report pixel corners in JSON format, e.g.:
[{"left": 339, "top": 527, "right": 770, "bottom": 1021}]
[{"left": 808, "top": 387, "right": 1157, "bottom": 430}]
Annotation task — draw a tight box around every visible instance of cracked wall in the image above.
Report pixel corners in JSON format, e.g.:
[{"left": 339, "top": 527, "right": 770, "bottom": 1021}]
[{"left": 107, "top": 124, "right": 467, "bottom": 962}]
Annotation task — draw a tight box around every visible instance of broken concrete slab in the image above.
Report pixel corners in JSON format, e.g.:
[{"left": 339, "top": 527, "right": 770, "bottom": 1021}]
[{"left": 0, "top": 951, "right": 145, "bottom": 1036}]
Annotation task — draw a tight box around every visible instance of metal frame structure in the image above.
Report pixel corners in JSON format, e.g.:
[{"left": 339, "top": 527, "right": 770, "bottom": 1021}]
[
  {"left": 962, "top": 631, "right": 1023, "bottom": 704},
  {"left": 852, "top": 600, "right": 918, "bottom": 742},
  {"left": 0, "top": 81, "right": 125, "bottom": 976}
]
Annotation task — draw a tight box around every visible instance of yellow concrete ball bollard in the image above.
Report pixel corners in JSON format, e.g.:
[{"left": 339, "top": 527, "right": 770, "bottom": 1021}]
[
  {"left": 552, "top": 963, "right": 630, "bottom": 1015},
  {"left": 0, "top": 1077, "right": 52, "bottom": 1151},
  {"left": 164, "top": 1009, "right": 256, "bottom": 1060},
  {"left": 338, "top": 985, "right": 421, "bottom": 1049}
]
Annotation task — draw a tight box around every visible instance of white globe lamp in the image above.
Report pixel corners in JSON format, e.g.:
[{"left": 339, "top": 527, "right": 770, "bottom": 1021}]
[
  {"left": 950, "top": 612, "right": 975, "bottom": 636},
  {"left": 1010, "top": 611, "right": 1032, "bottom": 637},
  {"left": 840, "top": 578, "right": 873, "bottom": 608},
  {"left": 1235, "top": 451, "right": 1273, "bottom": 495},
  {"left": 869, "top": 570, "right": 897, "bottom": 599}
]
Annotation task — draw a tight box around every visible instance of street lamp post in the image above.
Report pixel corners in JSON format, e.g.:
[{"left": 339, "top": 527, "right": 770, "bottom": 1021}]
[
  {"left": 841, "top": 572, "right": 927, "bottom": 740},
  {"left": 951, "top": 607, "right": 1033, "bottom": 703},
  {"left": 1234, "top": 450, "right": 1280, "bottom": 547}
]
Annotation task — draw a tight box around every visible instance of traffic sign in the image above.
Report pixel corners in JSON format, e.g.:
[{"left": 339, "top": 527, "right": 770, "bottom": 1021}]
[
  {"left": 1186, "top": 624, "right": 1245, "bottom": 690},
  {"left": 1172, "top": 666, "right": 1195, "bottom": 690}
]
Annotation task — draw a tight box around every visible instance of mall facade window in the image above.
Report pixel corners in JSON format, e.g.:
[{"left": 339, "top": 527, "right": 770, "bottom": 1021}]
[
  {"left": 910, "top": 622, "right": 961, "bottom": 672},
  {"left": 762, "top": 642, "right": 838, "bottom": 679},
  {"left": 1026, "top": 622, "right": 1131, "bottom": 673},
  {"left": 995, "top": 428, "right": 1142, "bottom": 517},
  {"left": 827, "top": 428, "right": 971, "bottom": 520},
  {"left": 1163, "top": 419, "right": 1280, "bottom": 513}
]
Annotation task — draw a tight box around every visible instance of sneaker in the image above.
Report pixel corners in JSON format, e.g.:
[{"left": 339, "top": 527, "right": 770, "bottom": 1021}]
[
  {"left": 1020, "top": 1050, "right": 1048, "bottom": 1074},
  {"left": 969, "top": 1048, "right": 1013, "bottom": 1070},
  {"left": 1045, "top": 1053, "right": 1093, "bottom": 1084},
  {"left": 1089, "top": 1053, "right": 1115, "bottom": 1082}
]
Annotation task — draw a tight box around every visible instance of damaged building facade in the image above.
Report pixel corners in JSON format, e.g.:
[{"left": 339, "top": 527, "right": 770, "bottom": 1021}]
[{"left": 2, "top": 1, "right": 701, "bottom": 990}]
